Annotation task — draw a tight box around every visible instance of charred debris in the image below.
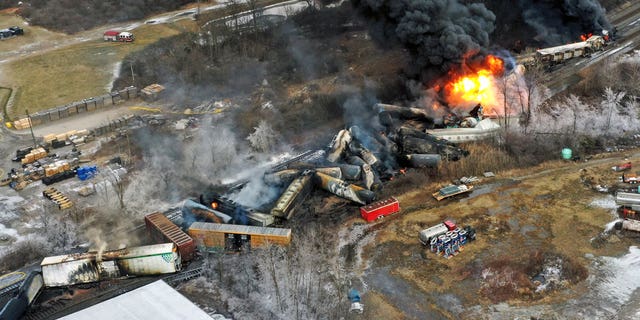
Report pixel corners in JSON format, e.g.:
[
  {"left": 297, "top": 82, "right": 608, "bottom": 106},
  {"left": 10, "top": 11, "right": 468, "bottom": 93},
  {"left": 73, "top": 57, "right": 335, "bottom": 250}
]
[{"left": 194, "top": 102, "right": 475, "bottom": 225}]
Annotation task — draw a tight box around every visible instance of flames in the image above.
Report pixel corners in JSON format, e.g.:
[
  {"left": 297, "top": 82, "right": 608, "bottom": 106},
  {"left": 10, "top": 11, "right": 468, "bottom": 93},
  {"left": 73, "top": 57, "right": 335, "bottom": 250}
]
[
  {"left": 440, "top": 54, "right": 505, "bottom": 115},
  {"left": 211, "top": 202, "right": 218, "bottom": 210},
  {"left": 580, "top": 33, "right": 593, "bottom": 41}
]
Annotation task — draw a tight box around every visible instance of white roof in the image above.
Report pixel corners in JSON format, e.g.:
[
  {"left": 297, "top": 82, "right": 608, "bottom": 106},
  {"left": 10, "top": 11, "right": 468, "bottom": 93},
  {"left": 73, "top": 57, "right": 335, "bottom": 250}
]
[
  {"left": 60, "top": 280, "right": 213, "bottom": 320},
  {"left": 41, "top": 243, "right": 175, "bottom": 266}
]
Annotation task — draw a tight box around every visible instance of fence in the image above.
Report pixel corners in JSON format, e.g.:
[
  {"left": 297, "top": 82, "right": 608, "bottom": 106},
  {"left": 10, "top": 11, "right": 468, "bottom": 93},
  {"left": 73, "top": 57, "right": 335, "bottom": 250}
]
[{"left": 12, "top": 86, "right": 138, "bottom": 130}]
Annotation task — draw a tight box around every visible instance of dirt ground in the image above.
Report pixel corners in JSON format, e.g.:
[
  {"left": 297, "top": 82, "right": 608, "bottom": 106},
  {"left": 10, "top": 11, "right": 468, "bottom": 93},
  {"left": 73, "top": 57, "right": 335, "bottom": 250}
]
[{"left": 356, "top": 150, "right": 639, "bottom": 319}]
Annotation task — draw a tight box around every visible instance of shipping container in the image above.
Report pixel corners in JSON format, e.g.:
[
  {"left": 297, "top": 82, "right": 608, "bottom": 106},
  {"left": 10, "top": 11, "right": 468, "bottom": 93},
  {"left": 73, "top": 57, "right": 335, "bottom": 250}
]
[
  {"left": 360, "top": 197, "right": 400, "bottom": 222},
  {"left": 188, "top": 222, "right": 291, "bottom": 252},
  {"left": 144, "top": 212, "right": 196, "bottom": 262}
]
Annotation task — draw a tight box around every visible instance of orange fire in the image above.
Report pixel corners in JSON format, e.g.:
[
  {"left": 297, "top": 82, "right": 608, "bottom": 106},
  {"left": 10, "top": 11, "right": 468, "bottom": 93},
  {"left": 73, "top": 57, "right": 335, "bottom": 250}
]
[
  {"left": 442, "top": 54, "right": 505, "bottom": 113},
  {"left": 211, "top": 202, "right": 218, "bottom": 210},
  {"left": 580, "top": 33, "right": 593, "bottom": 41}
]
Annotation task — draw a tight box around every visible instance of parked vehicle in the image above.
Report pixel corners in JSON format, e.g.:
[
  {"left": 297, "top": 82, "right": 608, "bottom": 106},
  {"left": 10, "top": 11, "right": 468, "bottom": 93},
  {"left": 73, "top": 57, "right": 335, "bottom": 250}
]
[
  {"left": 360, "top": 197, "right": 400, "bottom": 222},
  {"left": 433, "top": 184, "right": 473, "bottom": 201},
  {"left": 612, "top": 162, "right": 632, "bottom": 172},
  {"left": 621, "top": 173, "right": 640, "bottom": 184},
  {"left": 419, "top": 221, "right": 476, "bottom": 258},
  {"left": 615, "top": 192, "right": 640, "bottom": 206},
  {"left": 0, "top": 26, "right": 23, "bottom": 40},
  {"left": 103, "top": 30, "right": 134, "bottom": 42}
]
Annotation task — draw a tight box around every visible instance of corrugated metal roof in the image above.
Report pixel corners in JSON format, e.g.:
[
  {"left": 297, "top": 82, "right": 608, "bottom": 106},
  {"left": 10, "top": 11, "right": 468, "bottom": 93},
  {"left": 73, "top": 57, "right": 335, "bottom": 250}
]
[
  {"left": 189, "top": 222, "right": 291, "bottom": 237},
  {"left": 59, "top": 280, "right": 214, "bottom": 320}
]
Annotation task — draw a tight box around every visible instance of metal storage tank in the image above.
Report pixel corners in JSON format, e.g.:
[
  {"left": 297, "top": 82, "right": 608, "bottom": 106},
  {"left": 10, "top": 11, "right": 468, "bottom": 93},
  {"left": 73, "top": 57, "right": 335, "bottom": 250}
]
[{"left": 418, "top": 223, "right": 448, "bottom": 245}]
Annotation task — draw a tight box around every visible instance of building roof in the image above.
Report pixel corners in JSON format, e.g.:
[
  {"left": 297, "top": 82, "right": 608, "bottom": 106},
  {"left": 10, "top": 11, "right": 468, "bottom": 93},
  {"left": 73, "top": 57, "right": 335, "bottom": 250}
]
[
  {"left": 59, "top": 280, "right": 213, "bottom": 320},
  {"left": 104, "top": 30, "right": 120, "bottom": 36}
]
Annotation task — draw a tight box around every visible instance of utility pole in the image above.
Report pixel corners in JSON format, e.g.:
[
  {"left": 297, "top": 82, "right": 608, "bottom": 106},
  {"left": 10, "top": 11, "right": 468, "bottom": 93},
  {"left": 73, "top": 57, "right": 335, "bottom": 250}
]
[{"left": 25, "top": 109, "right": 37, "bottom": 148}]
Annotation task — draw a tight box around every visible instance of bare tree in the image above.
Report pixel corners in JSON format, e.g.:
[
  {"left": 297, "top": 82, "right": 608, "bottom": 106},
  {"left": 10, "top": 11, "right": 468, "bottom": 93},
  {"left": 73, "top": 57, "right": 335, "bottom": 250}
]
[
  {"left": 564, "top": 94, "right": 585, "bottom": 134},
  {"left": 519, "top": 64, "right": 544, "bottom": 133},
  {"left": 247, "top": 120, "right": 278, "bottom": 153},
  {"left": 602, "top": 87, "right": 626, "bottom": 133}
]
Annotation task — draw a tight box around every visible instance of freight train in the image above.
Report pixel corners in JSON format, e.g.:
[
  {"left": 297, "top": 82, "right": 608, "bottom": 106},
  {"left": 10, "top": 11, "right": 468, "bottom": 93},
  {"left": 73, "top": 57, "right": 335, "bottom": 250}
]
[
  {"left": 40, "top": 243, "right": 181, "bottom": 287},
  {"left": 188, "top": 222, "right": 291, "bottom": 252},
  {"left": 270, "top": 174, "right": 313, "bottom": 220},
  {"left": 535, "top": 35, "right": 606, "bottom": 65},
  {"left": 0, "top": 271, "right": 43, "bottom": 320},
  {"left": 197, "top": 193, "right": 274, "bottom": 226}
]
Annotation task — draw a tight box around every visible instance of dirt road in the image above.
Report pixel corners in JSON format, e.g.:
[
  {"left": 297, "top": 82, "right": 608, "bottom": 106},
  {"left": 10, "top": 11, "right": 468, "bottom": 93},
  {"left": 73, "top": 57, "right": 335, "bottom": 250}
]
[{"left": 358, "top": 150, "right": 640, "bottom": 319}]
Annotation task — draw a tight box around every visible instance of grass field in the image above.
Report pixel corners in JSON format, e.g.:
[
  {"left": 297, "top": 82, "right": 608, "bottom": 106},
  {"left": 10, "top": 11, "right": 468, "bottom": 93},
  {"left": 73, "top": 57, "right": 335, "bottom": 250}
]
[{"left": 0, "top": 15, "right": 197, "bottom": 119}]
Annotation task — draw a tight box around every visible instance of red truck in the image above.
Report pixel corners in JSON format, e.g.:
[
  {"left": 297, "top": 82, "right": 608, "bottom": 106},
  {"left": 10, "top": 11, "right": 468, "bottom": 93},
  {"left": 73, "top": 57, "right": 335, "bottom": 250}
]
[
  {"left": 103, "top": 30, "right": 135, "bottom": 42},
  {"left": 360, "top": 197, "right": 400, "bottom": 222},
  {"left": 612, "top": 162, "right": 632, "bottom": 172}
]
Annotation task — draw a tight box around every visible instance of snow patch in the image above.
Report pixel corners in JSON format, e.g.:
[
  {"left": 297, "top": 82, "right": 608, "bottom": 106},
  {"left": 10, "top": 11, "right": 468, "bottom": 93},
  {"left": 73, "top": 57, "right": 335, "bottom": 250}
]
[
  {"left": 596, "top": 246, "right": 640, "bottom": 304},
  {"left": 589, "top": 195, "right": 616, "bottom": 209}
]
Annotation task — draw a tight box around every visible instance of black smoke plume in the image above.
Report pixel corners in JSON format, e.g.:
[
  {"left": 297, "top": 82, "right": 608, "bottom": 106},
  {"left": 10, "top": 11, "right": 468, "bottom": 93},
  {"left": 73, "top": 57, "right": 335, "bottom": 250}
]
[
  {"left": 517, "top": 0, "right": 612, "bottom": 45},
  {"left": 352, "top": 0, "right": 496, "bottom": 74}
]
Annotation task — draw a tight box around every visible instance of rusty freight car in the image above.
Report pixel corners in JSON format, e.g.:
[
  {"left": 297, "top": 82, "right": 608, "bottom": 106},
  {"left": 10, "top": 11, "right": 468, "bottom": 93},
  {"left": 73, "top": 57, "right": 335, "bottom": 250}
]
[
  {"left": 188, "top": 222, "right": 291, "bottom": 252},
  {"left": 144, "top": 212, "right": 196, "bottom": 262}
]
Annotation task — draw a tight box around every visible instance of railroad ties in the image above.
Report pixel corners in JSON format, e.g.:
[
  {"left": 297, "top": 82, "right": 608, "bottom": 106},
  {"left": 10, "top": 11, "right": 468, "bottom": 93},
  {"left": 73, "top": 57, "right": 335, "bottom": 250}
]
[{"left": 43, "top": 187, "right": 73, "bottom": 210}]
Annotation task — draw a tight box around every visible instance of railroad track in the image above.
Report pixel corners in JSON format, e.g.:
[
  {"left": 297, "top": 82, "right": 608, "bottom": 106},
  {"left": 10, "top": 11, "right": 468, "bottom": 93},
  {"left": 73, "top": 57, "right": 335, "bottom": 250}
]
[
  {"left": 163, "top": 266, "right": 204, "bottom": 285},
  {"left": 227, "top": 149, "right": 324, "bottom": 191}
]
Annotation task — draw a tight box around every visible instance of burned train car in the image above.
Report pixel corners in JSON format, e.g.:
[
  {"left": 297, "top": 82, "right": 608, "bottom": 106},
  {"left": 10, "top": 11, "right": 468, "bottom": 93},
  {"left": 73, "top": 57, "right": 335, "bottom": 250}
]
[
  {"left": 270, "top": 173, "right": 313, "bottom": 220},
  {"left": 535, "top": 35, "right": 606, "bottom": 65},
  {"left": 40, "top": 243, "right": 181, "bottom": 287}
]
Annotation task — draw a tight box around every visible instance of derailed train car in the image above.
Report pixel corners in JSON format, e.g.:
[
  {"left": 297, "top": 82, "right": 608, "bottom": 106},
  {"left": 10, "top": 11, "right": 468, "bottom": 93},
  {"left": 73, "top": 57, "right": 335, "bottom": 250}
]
[
  {"left": 145, "top": 212, "right": 196, "bottom": 262},
  {"left": 188, "top": 222, "right": 291, "bottom": 252},
  {"left": 0, "top": 271, "right": 44, "bottom": 320},
  {"left": 270, "top": 173, "right": 313, "bottom": 220},
  {"left": 40, "top": 243, "right": 181, "bottom": 287},
  {"left": 535, "top": 35, "right": 606, "bottom": 65}
]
